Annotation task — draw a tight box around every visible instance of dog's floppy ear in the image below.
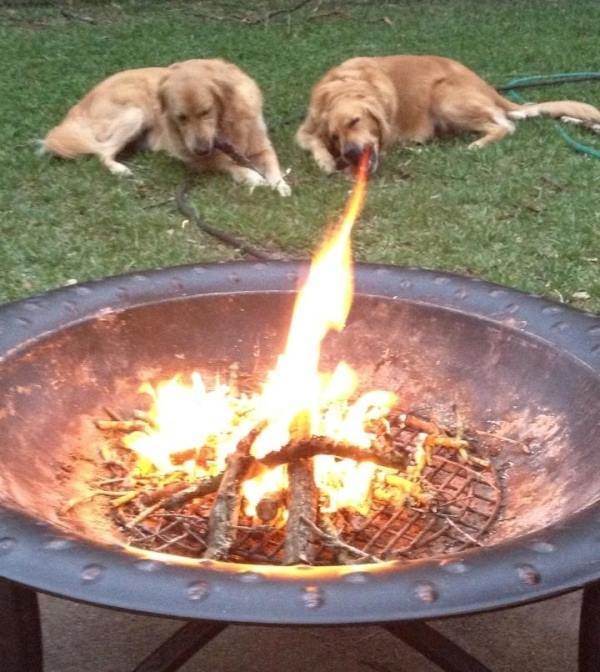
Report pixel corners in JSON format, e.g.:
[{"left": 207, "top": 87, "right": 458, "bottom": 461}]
[
  {"left": 157, "top": 75, "right": 169, "bottom": 114},
  {"left": 157, "top": 63, "right": 182, "bottom": 114},
  {"left": 363, "top": 100, "right": 392, "bottom": 148}
]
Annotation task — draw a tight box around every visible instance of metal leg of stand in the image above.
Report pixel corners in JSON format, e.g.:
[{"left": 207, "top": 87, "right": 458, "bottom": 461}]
[
  {"left": 385, "top": 621, "right": 492, "bottom": 672},
  {"left": 0, "top": 579, "right": 43, "bottom": 672},
  {"left": 132, "top": 620, "right": 227, "bottom": 672},
  {"left": 580, "top": 581, "right": 600, "bottom": 672}
]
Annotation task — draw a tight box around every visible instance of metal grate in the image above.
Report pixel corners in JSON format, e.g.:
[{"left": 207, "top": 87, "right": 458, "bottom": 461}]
[
  {"left": 105, "top": 419, "right": 501, "bottom": 565},
  {"left": 229, "top": 442, "right": 500, "bottom": 564}
]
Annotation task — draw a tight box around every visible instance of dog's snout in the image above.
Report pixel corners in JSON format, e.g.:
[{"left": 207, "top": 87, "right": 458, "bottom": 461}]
[
  {"left": 193, "top": 139, "right": 213, "bottom": 156},
  {"left": 342, "top": 143, "right": 363, "bottom": 164}
]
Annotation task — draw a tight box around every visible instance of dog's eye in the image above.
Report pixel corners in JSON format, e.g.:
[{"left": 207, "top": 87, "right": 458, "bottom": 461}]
[
  {"left": 196, "top": 109, "right": 210, "bottom": 118},
  {"left": 177, "top": 114, "right": 188, "bottom": 123},
  {"left": 331, "top": 133, "right": 339, "bottom": 142},
  {"left": 348, "top": 117, "right": 360, "bottom": 128}
]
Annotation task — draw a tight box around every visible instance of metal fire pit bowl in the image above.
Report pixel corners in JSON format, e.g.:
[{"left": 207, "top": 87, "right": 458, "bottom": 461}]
[{"left": 1, "top": 262, "right": 600, "bottom": 626}]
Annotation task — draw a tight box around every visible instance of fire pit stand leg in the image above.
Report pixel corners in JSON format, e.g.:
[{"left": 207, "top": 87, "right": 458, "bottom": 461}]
[
  {"left": 131, "top": 620, "right": 227, "bottom": 672},
  {"left": 579, "top": 580, "right": 600, "bottom": 672},
  {"left": 0, "top": 579, "right": 43, "bottom": 672},
  {"left": 385, "top": 621, "right": 492, "bottom": 672}
]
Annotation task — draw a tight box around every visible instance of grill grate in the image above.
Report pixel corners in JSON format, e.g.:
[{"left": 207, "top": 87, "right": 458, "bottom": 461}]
[
  {"left": 99, "top": 418, "right": 501, "bottom": 565},
  {"left": 229, "top": 442, "right": 500, "bottom": 564}
]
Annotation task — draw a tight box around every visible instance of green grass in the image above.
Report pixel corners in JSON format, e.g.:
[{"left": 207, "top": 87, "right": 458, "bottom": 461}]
[{"left": 1, "top": 0, "right": 599, "bottom": 310}]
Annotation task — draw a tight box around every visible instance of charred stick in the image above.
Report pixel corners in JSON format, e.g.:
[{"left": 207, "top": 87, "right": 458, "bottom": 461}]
[
  {"left": 204, "top": 452, "right": 253, "bottom": 559},
  {"left": 176, "top": 176, "right": 273, "bottom": 261},
  {"left": 162, "top": 423, "right": 265, "bottom": 513},
  {"left": 283, "top": 458, "right": 318, "bottom": 565},
  {"left": 300, "top": 515, "right": 381, "bottom": 564},
  {"left": 96, "top": 419, "right": 149, "bottom": 432},
  {"left": 214, "top": 138, "right": 266, "bottom": 180},
  {"left": 161, "top": 474, "right": 223, "bottom": 510},
  {"left": 203, "top": 423, "right": 264, "bottom": 559},
  {"left": 260, "top": 437, "right": 408, "bottom": 471},
  {"left": 140, "top": 482, "right": 190, "bottom": 507}
]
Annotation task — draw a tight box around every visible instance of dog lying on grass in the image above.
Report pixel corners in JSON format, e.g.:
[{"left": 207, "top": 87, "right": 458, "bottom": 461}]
[
  {"left": 296, "top": 55, "right": 600, "bottom": 173},
  {"left": 43, "top": 58, "right": 291, "bottom": 196}
]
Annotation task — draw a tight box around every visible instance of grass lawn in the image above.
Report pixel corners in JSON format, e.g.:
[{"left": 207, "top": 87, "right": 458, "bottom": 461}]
[{"left": 0, "top": 0, "right": 598, "bottom": 310}]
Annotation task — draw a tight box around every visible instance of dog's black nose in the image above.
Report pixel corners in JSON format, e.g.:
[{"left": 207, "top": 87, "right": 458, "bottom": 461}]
[
  {"left": 193, "top": 140, "right": 213, "bottom": 156},
  {"left": 342, "top": 143, "right": 363, "bottom": 164}
]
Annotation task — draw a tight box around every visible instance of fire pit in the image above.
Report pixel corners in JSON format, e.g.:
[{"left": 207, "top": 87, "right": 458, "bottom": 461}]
[{"left": 1, "top": 260, "right": 600, "bottom": 669}]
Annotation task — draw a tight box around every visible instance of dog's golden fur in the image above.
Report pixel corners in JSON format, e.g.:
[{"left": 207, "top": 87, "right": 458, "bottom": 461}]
[
  {"left": 43, "top": 59, "right": 290, "bottom": 195},
  {"left": 297, "top": 55, "right": 600, "bottom": 172}
]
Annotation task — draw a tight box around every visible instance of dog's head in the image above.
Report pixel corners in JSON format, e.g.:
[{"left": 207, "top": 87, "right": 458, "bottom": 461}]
[
  {"left": 158, "top": 64, "right": 228, "bottom": 158},
  {"left": 324, "top": 97, "right": 390, "bottom": 172}
]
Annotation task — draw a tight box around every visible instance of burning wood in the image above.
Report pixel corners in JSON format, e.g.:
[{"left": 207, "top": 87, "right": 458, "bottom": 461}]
[
  {"left": 259, "top": 436, "right": 408, "bottom": 471},
  {"left": 86, "top": 402, "right": 499, "bottom": 564},
  {"left": 204, "top": 424, "right": 264, "bottom": 559},
  {"left": 204, "top": 451, "right": 253, "bottom": 559},
  {"left": 283, "top": 458, "right": 318, "bottom": 564}
]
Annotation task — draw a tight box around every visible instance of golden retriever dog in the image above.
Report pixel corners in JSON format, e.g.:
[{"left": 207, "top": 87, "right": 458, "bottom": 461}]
[
  {"left": 43, "top": 59, "right": 291, "bottom": 196},
  {"left": 297, "top": 55, "right": 600, "bottom": 173}
]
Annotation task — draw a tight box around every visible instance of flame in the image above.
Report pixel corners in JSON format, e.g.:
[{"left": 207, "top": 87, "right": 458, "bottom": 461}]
[{"left": 124, "top": 150, "right": 399, "bottom": 516}]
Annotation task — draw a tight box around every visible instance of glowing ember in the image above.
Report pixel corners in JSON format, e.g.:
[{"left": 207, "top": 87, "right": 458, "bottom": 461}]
[{"left": 123, "top": 150, "right": 403, "bottom": 517}]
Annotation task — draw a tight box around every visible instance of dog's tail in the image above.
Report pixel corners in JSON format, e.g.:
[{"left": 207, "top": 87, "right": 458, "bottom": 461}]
[
  {"left": 504, "top": 98, "right": 600, "bottom": 131},
  {"left": 42, "top": 118, "right": 99, "bottom": 159}
]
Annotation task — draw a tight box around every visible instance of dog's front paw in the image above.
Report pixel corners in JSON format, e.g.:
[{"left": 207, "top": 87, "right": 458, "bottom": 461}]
[
  {"left": 315, "top": 153, "right": 337, "bottom": 174},
  {"left": 274, "top": 179, "right": 292, "bottom": 197},
  {"left": 242, "top": 170, "right": 268, "bottom": 193},
  {"left": 108, "top": 161, "right": 133, "bottom": 176}
]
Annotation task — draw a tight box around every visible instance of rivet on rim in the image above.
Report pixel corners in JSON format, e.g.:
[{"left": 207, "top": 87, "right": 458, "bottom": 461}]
[
  {"left": 517, "top": 564, "right": 541, "bottom": 586},
  {"left": 0, "top": 537, "right": 17, "bottom": 555},
  {"left": 302, "top": 586, "right": 324, "bottom": 609},
  {"left": 81, "top": 564, "right": 105, "bottom": 583},
  {"left": 43, "top": 537, "right": 74, "bottom": 551},
  {"left": 529, "top": 541, "right": 556, "bottom": 554},
  {"left": 440, "top": 560, "right": 469, "bottom": 574},
  {"left": 415, "top": 582, "right": 438, "bottom": 603},
  {"left": 134, "top": 559, "right": 162, "bottom": 572},
  {"left": 187, "top": 581, "right": 209, "bottom": 601}
]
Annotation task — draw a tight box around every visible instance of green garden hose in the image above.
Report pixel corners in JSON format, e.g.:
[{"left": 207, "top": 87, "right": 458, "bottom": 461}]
[{"left": 499, "top": 72, "right": 600, "bottom": 159}]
